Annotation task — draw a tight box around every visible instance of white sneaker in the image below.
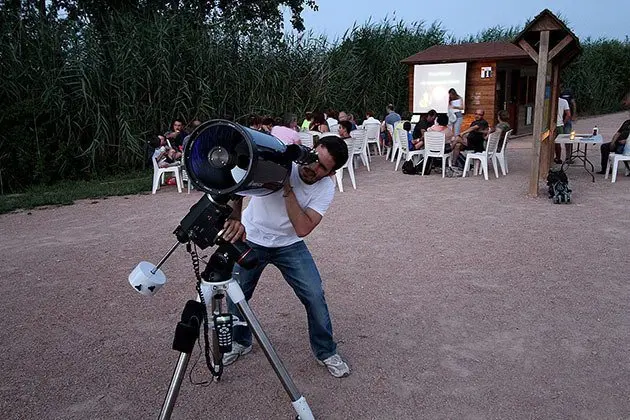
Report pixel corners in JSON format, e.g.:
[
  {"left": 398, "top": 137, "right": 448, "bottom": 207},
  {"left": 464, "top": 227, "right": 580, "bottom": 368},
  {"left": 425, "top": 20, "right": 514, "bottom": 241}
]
[
  {"left": 317, "top": 354, "right": 350, "bottom": 378},
  {"left": 223, "top": 343, "right": 252, "bottom": 366}
]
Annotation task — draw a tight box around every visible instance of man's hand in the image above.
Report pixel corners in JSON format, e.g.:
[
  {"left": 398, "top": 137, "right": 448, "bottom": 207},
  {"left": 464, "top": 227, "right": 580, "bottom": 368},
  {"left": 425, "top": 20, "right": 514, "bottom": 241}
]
[{"left": 222, "top": 218, "right": 246, "bottom": 243}]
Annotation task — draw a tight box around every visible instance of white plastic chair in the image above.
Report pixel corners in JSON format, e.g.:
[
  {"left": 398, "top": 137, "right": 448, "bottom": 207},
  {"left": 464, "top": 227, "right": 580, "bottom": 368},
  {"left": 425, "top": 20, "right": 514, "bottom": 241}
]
[
  {"left": 605, "top": 152, "right": 630, "bottom": 183},
  {"left": 462, "top": 130, "right": 501, "bottom": 180},
  {"left": 495, "top": 129, "right": 513, "bottom": 176},
  {"left": 394, "top": 126, "right": 424, "bottom": 171},
  {"left": 328, "top": 123, "right": 339, "bottom": 134},
  {"left": 298, "top": 131, "right": 314, "bottom": 148},
  {"left": 180, "top": 149, "right": 192, "bottom": 194},
  {"left": 151, "top": 150, "right": 182, "bottom": 194},
  {"left": 363, "top": 122, "right": 381, "bottom": 157},
  {"left": 335, "top": 138, "right": 356, "bottom": 192},
  {"left": 385, "top": 124, "right": 397, "bottom": 162},
  {"left": 349, "top": 129, "right": 370, "bottom": 171},
  {"left": 422, "top": 131, "right": 450, "bottom": 177}
]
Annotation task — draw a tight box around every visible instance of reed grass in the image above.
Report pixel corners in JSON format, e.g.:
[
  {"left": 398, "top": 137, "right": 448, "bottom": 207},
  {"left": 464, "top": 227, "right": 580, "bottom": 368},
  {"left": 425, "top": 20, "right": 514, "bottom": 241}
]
[{"left": 1, "top": 9, "right": 628, "bottom": 194}]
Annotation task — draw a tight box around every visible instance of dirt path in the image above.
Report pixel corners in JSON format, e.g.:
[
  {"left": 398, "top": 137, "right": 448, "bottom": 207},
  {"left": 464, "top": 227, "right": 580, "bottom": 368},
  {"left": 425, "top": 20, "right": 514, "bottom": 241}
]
[{"left": 1, "top": 112, "right": 629, "bottom": 419}]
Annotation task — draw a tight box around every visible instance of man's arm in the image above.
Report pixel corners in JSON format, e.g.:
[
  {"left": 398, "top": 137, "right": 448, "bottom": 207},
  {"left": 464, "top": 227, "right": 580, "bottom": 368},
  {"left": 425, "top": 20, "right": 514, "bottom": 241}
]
[{"left": 282, "top": 183, "right": 323, "bottom": 237}]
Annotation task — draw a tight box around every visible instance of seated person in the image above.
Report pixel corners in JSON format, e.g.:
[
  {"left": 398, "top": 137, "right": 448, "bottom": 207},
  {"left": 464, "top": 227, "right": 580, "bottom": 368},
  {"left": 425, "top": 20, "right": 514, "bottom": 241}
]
[
  {"left": 597, "top": 116, "right": 630, "bottom": 174},
  {"left": 309, "top": 111, "right": 330, "bottom": 133},
  {"left": 300, "top": 112, "right": 312, "bottom": 131},
  {"left": 164, "top": 119, "right": 188, "bottom": 151},
  {"left": 261, "top": 116, "right": 274, "bottom": 134},
  {"left": 271, "top": 113, "right": 301, "bottom": 145},
  {"left": 492, "top": 110, "right": 511, "bottom": 151},
  {"left": 149, "top": 136, "right": 180, "bottom": 168},
  {"left": 181, "top": 119, "right": 201, "bottom": 152},
  {"left": 452, "top": 109, "right": 489, "bottom": 166},
  {"left": 381, "top": 104, "right": 401, "bottom": 148},
  {"left": 338, "top": 120, "right": 353, "bottom": 140},
  {"left": 325, "top": 108, "right": 339, "bottom": 129},
  {"left": 411, "top": 109, "right": 437, "bottom": 150},
  {"left": 347, "top": 113, "right": 358, "bottom": 130},
  {"left": 427, "top": 114, "right": 454, "bottom": 146},
  {"left": 249, "top": 114, "right": 262, "bottom": 131}
]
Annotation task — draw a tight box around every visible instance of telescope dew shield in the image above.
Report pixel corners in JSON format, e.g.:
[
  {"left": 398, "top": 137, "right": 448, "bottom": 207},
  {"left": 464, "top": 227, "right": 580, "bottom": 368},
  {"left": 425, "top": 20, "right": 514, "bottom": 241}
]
[{"left": 184, "top": 120, "right": 292, "bottom": 196}]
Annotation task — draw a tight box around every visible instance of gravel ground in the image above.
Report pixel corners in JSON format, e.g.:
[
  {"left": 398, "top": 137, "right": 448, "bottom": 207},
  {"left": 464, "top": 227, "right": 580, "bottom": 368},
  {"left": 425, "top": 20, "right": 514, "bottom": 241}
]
[{"left": 1, "top": 112, "right": 629, "bottom": 420}]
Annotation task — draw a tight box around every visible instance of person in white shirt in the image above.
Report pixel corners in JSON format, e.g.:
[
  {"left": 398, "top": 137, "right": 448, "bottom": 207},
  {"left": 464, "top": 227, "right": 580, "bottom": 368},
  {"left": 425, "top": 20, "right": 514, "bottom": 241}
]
[
  {"left": 220, "top": 135, "right": 351, "bottom": 378},
  {"left": 448, "top": 88, "right": 464, "bottom": 135},
  {"left": 554, "top": 97, "right": 572, "bottom": 164}
]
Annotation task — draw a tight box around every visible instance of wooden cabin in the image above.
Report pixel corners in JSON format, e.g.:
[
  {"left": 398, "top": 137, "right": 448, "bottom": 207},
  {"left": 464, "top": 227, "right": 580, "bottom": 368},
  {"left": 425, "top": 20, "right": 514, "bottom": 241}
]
[{"left": 401, "top": 42, "right": 539, "bottom": 136}]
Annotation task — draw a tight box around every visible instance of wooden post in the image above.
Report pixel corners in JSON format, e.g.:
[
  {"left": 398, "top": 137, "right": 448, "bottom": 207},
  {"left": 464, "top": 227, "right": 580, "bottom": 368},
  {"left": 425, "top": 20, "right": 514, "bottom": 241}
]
[
  {"left": 541, "top": 62, "right": 560, "bottom": 178},
  {"left": 528, "top": 30, "right": 550, "bottom": 197}
]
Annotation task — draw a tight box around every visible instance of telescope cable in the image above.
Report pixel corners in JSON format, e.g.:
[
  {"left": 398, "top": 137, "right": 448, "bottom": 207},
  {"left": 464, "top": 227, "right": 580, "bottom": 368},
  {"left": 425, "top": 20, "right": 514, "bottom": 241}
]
[{"left": 190, "top": 244, "right": 224, "bottom": 380}]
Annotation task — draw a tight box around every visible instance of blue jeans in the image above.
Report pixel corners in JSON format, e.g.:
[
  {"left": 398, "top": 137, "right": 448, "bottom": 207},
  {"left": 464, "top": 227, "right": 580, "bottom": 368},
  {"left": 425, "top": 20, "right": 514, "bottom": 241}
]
[{"left": 228, "top": 240, "right": 337, "bottom": 360}]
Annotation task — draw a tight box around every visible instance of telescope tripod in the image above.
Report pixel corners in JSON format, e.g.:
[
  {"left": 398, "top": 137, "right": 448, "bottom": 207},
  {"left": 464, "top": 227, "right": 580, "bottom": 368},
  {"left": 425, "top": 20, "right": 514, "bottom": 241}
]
[{"left": 159, "top": 245, "right": 314, "bottom": 420}]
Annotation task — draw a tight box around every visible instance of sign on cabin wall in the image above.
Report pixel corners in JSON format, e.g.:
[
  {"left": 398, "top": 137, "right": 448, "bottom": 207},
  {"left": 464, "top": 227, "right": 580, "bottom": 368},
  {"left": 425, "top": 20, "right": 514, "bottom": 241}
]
[{"left": 481, "top": 66, "right": 493, "bottom": 78}]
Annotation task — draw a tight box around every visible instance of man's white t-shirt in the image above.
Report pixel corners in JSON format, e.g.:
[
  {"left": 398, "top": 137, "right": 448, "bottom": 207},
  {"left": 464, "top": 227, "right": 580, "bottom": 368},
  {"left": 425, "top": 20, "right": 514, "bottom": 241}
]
[
  {"left": 271, "top": 126, "right": 300, "bottom": 145},
  {"left": 242, "top": 163, "right": 335, "bottom": 248},
  {"left": 557, "top": 98, "right": 570, "bottom": 127}
]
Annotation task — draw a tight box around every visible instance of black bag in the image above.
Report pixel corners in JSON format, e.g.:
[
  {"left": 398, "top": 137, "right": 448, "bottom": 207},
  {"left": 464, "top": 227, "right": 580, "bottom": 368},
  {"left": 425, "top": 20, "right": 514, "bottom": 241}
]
[
  {"left": 401, "top": 160, "right": 419, "bottom": 175},
  {"left": 402, "top": 158, "right": 431, "bottom": 175}
]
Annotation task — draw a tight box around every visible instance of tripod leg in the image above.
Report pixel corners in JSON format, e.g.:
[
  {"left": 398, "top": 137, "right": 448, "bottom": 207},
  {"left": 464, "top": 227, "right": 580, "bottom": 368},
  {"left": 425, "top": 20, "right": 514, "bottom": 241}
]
[
  {"left": 226, "top": 281, "right": 315, "bottom": 420},
  {"left": 210, "top": 292, "right": 223, "bottom": 377},
  {"left": 159, "top": 352, "right": 190, "bottom": 420}
]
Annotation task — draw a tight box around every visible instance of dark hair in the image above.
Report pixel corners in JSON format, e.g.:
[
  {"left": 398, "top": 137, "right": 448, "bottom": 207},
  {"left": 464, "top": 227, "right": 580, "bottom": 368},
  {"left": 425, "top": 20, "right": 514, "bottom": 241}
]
[
  {"left": 339, "top": 120, "right": 353, "bottom": 133},
  {"left": 325, "top": 108, "right": 338, "bottom": 120},
  {"left": 311, "top": 111, "right": 326, "bottom": 126},
  {"left": 318, "top": 135, "right": 349, "bottom": 171},
  {"left": 366, "top": 111, "right": 374, "bottom": 118},
  {"left": 261, "top": 116, "right": 274, "bottom": 126},
  {"left": 448, "top": 88, "right": 460, "bottom": 98},
  {"left": 149, "top": 136, "right": 161, "bottom": 148},
  {"left": 402, "top": 121, "right": 411, "bottom": 131},
  {"left": 436, "top": 114, "right": 449, "bottom": 126},
  {"left": 498, "top": 110, "right": 509, "bottom": 121},
  {"left": 248, "top": 114, "right": 262, "bottom": 127},
  {"left": 386, "top": 104, "right": 395, "bottom": 112},
  {"left": 427, "top": 109, "right": 437, "bottom": 117}
]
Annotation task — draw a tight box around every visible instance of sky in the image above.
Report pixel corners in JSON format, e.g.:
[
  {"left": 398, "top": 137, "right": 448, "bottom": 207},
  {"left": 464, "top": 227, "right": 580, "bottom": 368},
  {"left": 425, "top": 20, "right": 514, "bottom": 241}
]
[{"left": 284, "top": 0, "right": 628, "bottom": 42}]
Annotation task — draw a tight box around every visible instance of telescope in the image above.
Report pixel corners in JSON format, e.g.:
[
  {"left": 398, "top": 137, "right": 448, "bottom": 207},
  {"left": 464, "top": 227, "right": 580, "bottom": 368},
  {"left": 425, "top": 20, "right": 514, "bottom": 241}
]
[{"left": 128, "top": 120, "right": 317, "bottom": 420}]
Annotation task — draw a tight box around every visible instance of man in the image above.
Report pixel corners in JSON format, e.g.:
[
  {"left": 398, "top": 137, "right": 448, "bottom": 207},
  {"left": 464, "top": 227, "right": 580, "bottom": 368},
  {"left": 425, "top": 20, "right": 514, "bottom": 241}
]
[
  {"left": 597, "top": 116, "right": 630, "bottom": 174},
  {"left": 381, "top": 104, "right": 401, "bottom": 148},
  {"left": 164, "top": 119, "right": 188, "bottom": 150},
  {"left": 271, "top": 113, "right": 301, "bottom": 145},
  {"left": 554, "top": 96, "right": 572, "bottom": 164},
  {"left": 338, "top": 120, "right": 353, "bottom": 139},
  {"left": 411, "top": 109, "right": 437, "bottom": 150},
  {"left": 451, "top": 109, "right": 489, "bottom": 166},
  {"left": 221, "top": 136, "right": 351, "bottom": 378}
]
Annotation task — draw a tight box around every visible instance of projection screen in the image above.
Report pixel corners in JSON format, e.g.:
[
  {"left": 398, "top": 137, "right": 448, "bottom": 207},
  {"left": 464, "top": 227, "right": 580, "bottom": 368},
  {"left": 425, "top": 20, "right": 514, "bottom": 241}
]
[{"left": 412, "top": 62, "right": 467, "bottom": 114}]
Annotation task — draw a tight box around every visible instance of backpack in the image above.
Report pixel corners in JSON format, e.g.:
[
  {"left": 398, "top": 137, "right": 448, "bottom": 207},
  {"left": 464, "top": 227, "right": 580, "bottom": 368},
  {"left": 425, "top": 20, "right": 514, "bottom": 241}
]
[
  {"left": 401, "top": 160, "right": 419, "bottom": 175},
  {"left": 401, "top": 158, "right": 431, "bottom": 175}
]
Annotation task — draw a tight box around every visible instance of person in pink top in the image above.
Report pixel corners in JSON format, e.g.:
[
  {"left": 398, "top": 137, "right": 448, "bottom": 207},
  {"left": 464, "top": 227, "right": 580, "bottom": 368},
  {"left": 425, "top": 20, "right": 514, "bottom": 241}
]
[
  {"left": 271, "top": 113, "right": 301, "bottom": 145},
  {"left": 427, "top": 113, "right": 454, "bottom": 143}
]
